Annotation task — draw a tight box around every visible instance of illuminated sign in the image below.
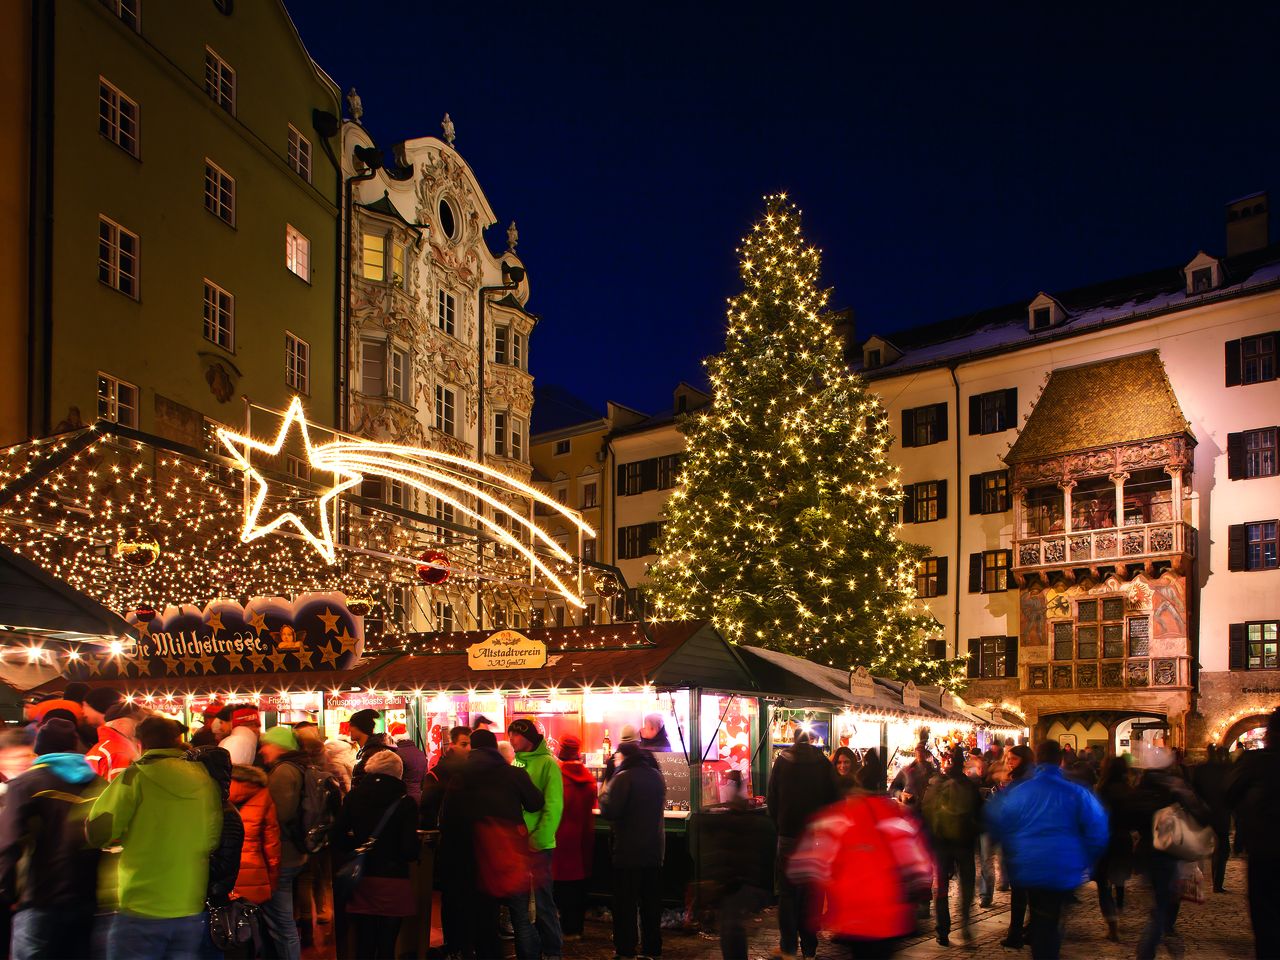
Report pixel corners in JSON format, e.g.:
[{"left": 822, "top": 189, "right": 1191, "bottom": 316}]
[{"left": 467, "top": 629, "right": 548, "bottom": 671}]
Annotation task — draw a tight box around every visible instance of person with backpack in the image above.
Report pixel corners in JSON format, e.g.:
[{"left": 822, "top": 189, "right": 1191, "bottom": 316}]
[
  {"left": 1227, "top": 707, "right": 1280, "bottom": 960},
  {"left": 259, "top": 725, "right": 310, "bottom": 960},
  {"left": 228, "top": 755, "right": 281, "bottom": 906},
  {"left": 921, "top": 747, "right": 983, "bottom": 947},
  {"left": 0, "top": 718, "right": 105, "bottom": 959}
]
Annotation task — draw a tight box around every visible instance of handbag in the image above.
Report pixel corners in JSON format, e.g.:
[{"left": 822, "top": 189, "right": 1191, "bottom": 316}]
[
  {"left": 334, "top": 799, "right": 402, "bottom": 902},
  {"left": 207, "top": 898, "right": 261, "bottom": 952},
  {"left": 1152, "top": 804, "right": 1215, "bottom": 861},
  {"left": 473, "top": 817, "right": 531, "bottom": 898}
]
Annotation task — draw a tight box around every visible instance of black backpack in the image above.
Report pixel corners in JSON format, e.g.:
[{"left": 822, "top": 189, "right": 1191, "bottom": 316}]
[{"left": 286, "top": 760, "right": 343, "bottom": 853}]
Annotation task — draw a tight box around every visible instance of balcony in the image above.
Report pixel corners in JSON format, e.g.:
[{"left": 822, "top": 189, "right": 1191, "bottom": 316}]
[{"left": 1014, "top": 520, "right": 1194, "bottom": 572}]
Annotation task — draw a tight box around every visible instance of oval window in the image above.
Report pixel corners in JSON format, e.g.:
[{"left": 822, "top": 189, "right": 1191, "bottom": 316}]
[{"left": 438, "top": 199, "right": 457, "bottom": 241}]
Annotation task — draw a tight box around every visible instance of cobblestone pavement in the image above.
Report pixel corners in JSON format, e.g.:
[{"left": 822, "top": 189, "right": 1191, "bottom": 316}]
[{"left": 560, "top": 856, "right": 1257, "bottom": 959}]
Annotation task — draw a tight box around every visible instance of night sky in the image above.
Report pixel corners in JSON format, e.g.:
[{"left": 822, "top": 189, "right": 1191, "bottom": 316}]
[{"left": 288, "top": 3, "right": 1280, "bottom": 420}]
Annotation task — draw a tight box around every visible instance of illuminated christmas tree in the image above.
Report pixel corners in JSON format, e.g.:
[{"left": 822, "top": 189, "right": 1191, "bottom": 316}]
[{"left": 647, "top": 194, "right": 949, "bottom": 682}]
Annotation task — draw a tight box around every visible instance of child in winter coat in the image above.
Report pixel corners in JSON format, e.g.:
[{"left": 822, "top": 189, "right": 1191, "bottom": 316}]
[{"left": 229, "top": 764, "right": 282, "bottom": 904}]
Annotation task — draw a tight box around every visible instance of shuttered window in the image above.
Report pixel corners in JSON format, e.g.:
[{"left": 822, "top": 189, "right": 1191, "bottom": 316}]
[
  {"left": 969, "top": 388, "right": 1017, "bottom": 435},
  {"left": 901, "top": 403, "right": 948, "bottom": 447}
]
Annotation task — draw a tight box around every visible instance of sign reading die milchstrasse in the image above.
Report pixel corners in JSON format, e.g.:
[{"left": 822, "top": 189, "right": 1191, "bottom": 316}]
[{"left": 466, "top": 629, "right": 548, "bottom": 671}]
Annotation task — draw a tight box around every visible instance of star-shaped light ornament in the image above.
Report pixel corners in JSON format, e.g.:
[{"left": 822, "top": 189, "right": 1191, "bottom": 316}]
[
  {"left": 267, "top": 649, "right": 290, "bottom": 672},
  {"left": 216, "top": 397, "right": 362, "bottom": 565},
  {"left": 317, "top": 608, "right": 341, "bottom": 634}
]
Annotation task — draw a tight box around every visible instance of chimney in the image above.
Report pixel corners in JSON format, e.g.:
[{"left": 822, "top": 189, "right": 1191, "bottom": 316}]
[{"left": 1226, "top": 191, "right": 1269, "bottom": 257}]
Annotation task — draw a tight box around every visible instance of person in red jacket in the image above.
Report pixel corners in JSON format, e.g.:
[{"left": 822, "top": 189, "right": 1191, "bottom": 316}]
[
  {"left": 84, "top": 704, "right": 143, "bottom": 782},
  {"left": 553, "top": 735, "right": 597, "bottom": 940},
  {"left": 229, "top": 762, "right": 282, "bottom": 905}
]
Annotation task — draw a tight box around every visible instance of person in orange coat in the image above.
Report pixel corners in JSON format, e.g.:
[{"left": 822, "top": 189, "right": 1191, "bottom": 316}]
[
  {"left": 552, "top": 735, "right": 597, "bottom": 940},
  {"left": 84, "top": 704, "right": 143, "bottom": 782},
  {"left": 229, "top": 762, "right": 282, "bottom": 904}
]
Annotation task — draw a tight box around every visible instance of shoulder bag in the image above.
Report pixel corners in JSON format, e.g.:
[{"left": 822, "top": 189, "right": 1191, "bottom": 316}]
[
  {"left": 1152, "top": 803, "right": 1215, "bottom": 860},
  {"left": 334, "top": 799, "right": 402, "bottom": 902},
  {"left": 207, "top": 898, "right": 261, "bottom": 952}
]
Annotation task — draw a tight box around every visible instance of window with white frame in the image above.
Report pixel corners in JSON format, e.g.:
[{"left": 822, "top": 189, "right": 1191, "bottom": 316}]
[
  {"left": 434, "top": 499, "right": 456, "bottom": 542},
  {"left": 361, "top": 233, "right": 384, "bottom": 281},
  {"left": 101, "top": 0, "right": 139, "bottom": 30},
  {"left": 287, "top": 124, "right": 311, "bottom": 182},
  {"left": 204, "top": 47, "right": 235, "bottom": 113},
  {"left": 387, "top": 478, "right": 408, "bottom": 509},
  {"left": 510, "top": 417, "right": 523, "bottom": 461},
  {"left": 98, "top": 79, "right": 139, "bottom": 157},
  {"left": 203, "top": 160, "right": 234, "bottom": 224},
  {"left": 202, "top": 279, "right": 233, "bottom": 350},
  {"left": 495, "top": 325, "right": 509, "bottom": 365},
  {"left": 391, "top": 240, "right": 406, "bottom": 287},
  {"left": 582, "top": 535, "right": 596, "bottom": 561},
  {"left": 390, "top": 346, "right": 410, "bottom": 404},
  {"left": 582, "top": 481, "right": 598, "bottom": 508},
  {"left": 97, "top": 373, "right": 138, "bottom": 427},
  {"left": 512, "top": 331, "right": 523, "bottom": 370},
  {"left": 285, "top": 332, "right": 309, "bottom": 394},
  {"left": 286, "top": 455, "right": 310, "bottom": 481},
  {"left": 435, "top": 385, "right": 456, "bottom": 436},
  {"left": 361, "top": 340, "right": 386, "bottom": 396},
  {"left": 98, "top": 216, "right": 138, "bottom": 298},
  {"left": 435, "top": 601, "right": 454, "bottom": 633},
  {"left": 285, "top": 224, "right": 309, "bottom": 281},
  {"left": 553, "top": 438, "right": 570, "bottom": 456},
  {"left": 437, "top": 290, "right": 456, "bottom": 336},
  {"left": 494, "top": 412, "right": 507, "bottom": 457}
]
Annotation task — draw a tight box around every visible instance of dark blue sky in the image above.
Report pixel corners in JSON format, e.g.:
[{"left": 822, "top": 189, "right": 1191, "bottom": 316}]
[{"left": 288, "top": 3, "right": 1280, "bottom": 418}]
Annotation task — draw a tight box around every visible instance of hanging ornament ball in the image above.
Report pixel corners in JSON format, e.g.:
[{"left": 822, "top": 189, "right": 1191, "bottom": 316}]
[
  {"left": 593, "top": 573, "right": 621, "bottom": 598},
  {"left": 116, "top": 530, "right": 160, "bottom": 568},
  {"left": 347, "top": 596, "right": 373, "bottom": 617},
  {"left": 416, "top": 550, "right": 450, "bottom": 585},
  {"left": 132, "top": 605, "right": 157, "bottom": 623}
]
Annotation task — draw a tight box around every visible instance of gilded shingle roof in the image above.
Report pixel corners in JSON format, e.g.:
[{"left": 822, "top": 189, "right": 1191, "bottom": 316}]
[{"left": 1005, "top": 351, "right": 1191, "bottom": 463}]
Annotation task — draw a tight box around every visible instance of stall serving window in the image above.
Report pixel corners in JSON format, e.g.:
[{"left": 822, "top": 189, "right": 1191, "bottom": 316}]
[{"left": 700, "top": 693, "right": 757, "bottom": 807}]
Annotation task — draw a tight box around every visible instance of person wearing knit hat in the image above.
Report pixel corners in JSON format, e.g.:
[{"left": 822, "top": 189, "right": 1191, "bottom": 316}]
[
  {"left": 83, "top": 687, "right": 122, "bottom": 729},
  {"left": 259, "top": 724, "right": 311, "bottom": 960},
  {"left": 553, "top": 734, "right": 597, "bottom": 939},
  {"left": 349, "top": 710, "right": 395, "bottom": 788},
  {"left": 507, "top": 717, "right": 565, "bottom": 959},
  {"left": 221, "top": 722, "right": 260, "bottom": 768},
  {"left": 231, "top": 706, "right": 261, "bottom": 730},
  {"left": 0, "top": 717, "right": 103, "bottom": 959},
  {"left": 260, "top": 725, "right": 300, "bottom": 755},
  {"left": 84, "top": 704, "right": 144, "bottom": 782},
  {"left": 189, "top": 700, "right": 225, "bottom": 748},
  {"left": 61, "top": 681, "right": 89, "bottom": 705}
]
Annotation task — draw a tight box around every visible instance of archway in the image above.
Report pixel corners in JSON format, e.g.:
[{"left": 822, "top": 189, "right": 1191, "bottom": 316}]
[
  {"left": 1036, "top": 710, "right": 1168, "bottom": 757},
  {"left": 1219, "top": 713, "right": 1274, "bottom": 752}
]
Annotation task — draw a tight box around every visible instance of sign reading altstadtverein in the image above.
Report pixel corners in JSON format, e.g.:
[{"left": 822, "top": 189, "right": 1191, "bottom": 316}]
[
  {"left": 66, "top": 592, "right": 364, "bottom": 679},
  {"left": 467, "top": 629, "right": 548, "bottom": 671}
]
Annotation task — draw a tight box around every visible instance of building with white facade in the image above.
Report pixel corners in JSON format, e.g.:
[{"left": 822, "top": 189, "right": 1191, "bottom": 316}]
[{"left": 857, "top": 195, "right": 1280, "bottom": 755}]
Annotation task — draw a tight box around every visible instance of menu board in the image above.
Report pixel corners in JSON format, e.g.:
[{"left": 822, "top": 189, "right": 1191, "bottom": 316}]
[
  {"left": 653, "top": 751, "right": 691, "bottom": 809},
  {"left": 1128, "top": 617, "right": 1150, "bottom": 657}
]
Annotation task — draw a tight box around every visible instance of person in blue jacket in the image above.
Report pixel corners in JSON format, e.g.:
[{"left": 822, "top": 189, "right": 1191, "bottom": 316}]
[{"left": 985, "top": 739, "right": 1108, "bottom": 960}]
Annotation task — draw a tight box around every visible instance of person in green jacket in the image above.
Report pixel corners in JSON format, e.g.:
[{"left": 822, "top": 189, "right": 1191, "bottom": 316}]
[
  {"left": 86, "top": 716, "right": 221, "bottom": 958},
  {"left": 508, "top": 718, "right": 565, "bottom": 960}
]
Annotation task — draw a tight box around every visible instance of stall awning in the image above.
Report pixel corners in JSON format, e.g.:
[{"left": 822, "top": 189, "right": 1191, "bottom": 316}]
[{"left": 369, "top": 621, "right": 756, "bottom": 693}]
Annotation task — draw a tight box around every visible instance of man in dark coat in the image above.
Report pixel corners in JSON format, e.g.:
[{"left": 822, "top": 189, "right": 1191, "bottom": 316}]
[
  {"left": 349, "top": 709, "right": 396, "bottom": 786},
  {"left": 599, "top": 739, "right": 667, "bottom": 960},
  {"left": 1191, "top": 744, "right": 1232, "bottom": 892},
  {"left": 1227, "top": 708, "right": 1280, "bottom": 960},
  {"left": 441, "top": 728, "right": 543, "bottom": 960},
  {"left": 767, "top": 730, "right": 838, "bottom": 960},
  {"left": 0, "top": 718, "right": 106, "bottom": 958},
  {"left": 922, "top": 748, "right": 984, "bottom": 946}
]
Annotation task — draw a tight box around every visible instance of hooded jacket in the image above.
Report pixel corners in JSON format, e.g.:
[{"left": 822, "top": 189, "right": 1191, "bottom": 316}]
[
  {"left": 86, "top": 747, "right": 222, "bottom": 918},
  {"left": 767, "top": 742, "right": 839, "bottom": 839},
  {"left": 230, "top": 764, "right": 280, "bottom": 903},
  {"left": 352, "top": 733, "right": 396, "bottom": 787},
  {"left": 395, "top": 738, "right": 429, "bottom": 804},
  {"left": 553, "top": 760, "right": 597, "bottom": 881},
  {"left": 598, "top": 742, "right": 666, "bottom": 868},
  {"left": 334, "top": 772, "right": 419, "bottom": 879},
  {"left": 513, "top": 738, "right": 564, "bottom": 852},
  {"left": 85, "top": 723, "right": 140, "bottom": 783},
  {"left": 1227, "top": 743, "right": 1280, "bottom": 859},
  {"left": 266, "top": 750, "right": 310, "bottom": 868},
  {"left": 0, "top": 754, "right": 104, "bottom": 909},
  {"left": 984, "top": 763, "right": 1108, "bottom": 891}
]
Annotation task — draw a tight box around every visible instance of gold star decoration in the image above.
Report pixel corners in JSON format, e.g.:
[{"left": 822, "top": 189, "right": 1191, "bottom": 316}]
[
  {"left": 196, "top": 651, "right": 218, "bottom": 675},
  {"left": 246, "top": 649, "right": 268, "bottom": 672},
  {"left": 215, "top": 397, "right": 362, "bottom": 564},
  {"left": 206, "top": 612, "right": 225, "bottom": 641},
  {"left": 224, "top": 648, "right": 246, "bottom": 672},
  {"left": 319, "top": 642, "right": 341, "bottom": 667},
  {"left": 335, "top": 627, "right": 360, "bottom": 655},
  {"left": 163, "top": 655, "right": 182, "bottom": 676},
  {"left": 267, "top": 649, "right": 290, "bottom": 672},
  {"left": 85, "top": 655, "right": 103, "bottom": 677},
  {"left": 182, "top": 656, "right": 200, "bottom": 675},
  {"left": 133, "top": 619, "right": 152, "bottom": 639},
  {"left": 248, "top": 611, "right": 268, "bottom": 635},
  {"left": 134, "top": 658, "right": 152, "bottom": 677},
  {"left": 317, "top": 608, "right": 341, "bottom": 634}
]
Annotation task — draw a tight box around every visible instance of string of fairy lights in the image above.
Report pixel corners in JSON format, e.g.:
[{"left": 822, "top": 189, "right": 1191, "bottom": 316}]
[{"left": 646, "top": 194, "right": 953, "bottom": 685}]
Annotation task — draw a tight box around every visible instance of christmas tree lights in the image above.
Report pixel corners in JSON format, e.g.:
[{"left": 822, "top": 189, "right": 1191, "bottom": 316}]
[{"left": 646, "top": 194, "right": 954, "bottom": 684}]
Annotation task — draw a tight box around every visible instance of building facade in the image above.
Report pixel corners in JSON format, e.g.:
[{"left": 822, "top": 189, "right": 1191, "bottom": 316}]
[
  {"left": 341, "top": 117, "right": 536, "bottom": 633},
  {"left": 19, "top": 0, "right": 342, "bottom": 446},
  {"left": 858, "top": 199, "right": 1280, "bottom": 754}
]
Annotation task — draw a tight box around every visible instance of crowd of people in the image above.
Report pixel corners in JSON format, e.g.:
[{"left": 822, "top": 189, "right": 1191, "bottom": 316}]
[
  {"left": 0, "top": 681, "right": 1277, "bottom": 960},
  {"left": 0, "top": 688, "right": 673, "bottom": 960},
  {"left": 758, "top": 709, "right": 1280, "bottom": 960}
]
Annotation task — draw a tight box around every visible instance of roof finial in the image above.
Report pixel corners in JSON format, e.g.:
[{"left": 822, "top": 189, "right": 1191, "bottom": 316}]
[
  {"left": 441, "top": 112, "right": 456, "bottom": 146},
  {"left": 506, "top": 221, "right": 519, "bottom": 253},
  {"left": 346, "top": 87, "right": 363, "bottom": 123}
]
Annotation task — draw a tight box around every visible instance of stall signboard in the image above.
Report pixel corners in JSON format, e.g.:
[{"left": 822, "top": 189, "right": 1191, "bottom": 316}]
[
  {"left": 327, "top": 692, "right": 408, "bottom": 711},
  {"left": 901, "top": 680, "right": 921, "bottom": 709},
  {"left": 654, "top": 752, "right": 692, "bottom": 809},
  {"left": 849, "top": 666, "right": 875, "bottom": 697},
  {"left": 467, "top": 630, "right": 548, "bottom": 671},
  {"left": 68, "top": 592, "right": 365, "bottom": 679}
]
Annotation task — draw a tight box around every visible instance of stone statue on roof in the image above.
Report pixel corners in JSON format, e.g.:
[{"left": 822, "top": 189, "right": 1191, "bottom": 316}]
[
  {"left": 346, "top": 87, "right": 363, "bottom": 122},
  {"left": 506, "top": 221, "right": 518, "bottom": 253},
  {"left": 441, "top": 112, "right": 456, "bottom": 146}
]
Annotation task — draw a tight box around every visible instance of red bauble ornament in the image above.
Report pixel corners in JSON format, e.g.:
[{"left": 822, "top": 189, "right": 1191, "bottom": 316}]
[
  {"left": 416, "top": 550, "right": 450, "bottom": 585},
  {"left": 132, "top": 606, "right": 156, "bottom": 623}
]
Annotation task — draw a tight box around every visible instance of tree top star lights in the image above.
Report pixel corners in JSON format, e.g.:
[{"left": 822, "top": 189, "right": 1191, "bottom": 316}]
[{"left": 645, "top": 194, "right": 955, "bottom": 685}]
